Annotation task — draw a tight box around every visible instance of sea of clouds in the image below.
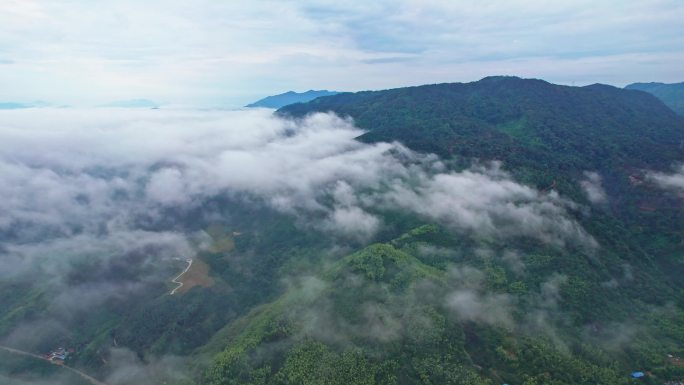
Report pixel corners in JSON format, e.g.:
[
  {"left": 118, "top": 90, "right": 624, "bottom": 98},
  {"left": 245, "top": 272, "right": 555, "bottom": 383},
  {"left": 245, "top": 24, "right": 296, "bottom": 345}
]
[
  {"left": 0, "top": 107, "right": 604, "bottom": 383},
  {"left": 0, "top": 108, "right": 596, "bottom": 250}
]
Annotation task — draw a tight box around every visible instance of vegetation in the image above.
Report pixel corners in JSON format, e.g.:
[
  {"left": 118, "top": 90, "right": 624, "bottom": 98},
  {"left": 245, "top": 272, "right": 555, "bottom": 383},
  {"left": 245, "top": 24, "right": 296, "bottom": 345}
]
[
  {"left": 201, "top": 224, "right": 683, "bottom": 385},
  {"left": 0, "top": 350, "right": 92, "bottom": 385},
  {"left": 625, "top": 82, "right": 684, "bottom": 116}
]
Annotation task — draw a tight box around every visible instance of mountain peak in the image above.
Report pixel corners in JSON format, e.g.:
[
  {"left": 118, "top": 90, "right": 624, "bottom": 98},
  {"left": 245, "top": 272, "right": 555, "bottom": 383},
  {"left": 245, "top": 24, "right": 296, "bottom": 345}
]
[{"left": 246, "top": 90, "right": 340, "bottom": 109}]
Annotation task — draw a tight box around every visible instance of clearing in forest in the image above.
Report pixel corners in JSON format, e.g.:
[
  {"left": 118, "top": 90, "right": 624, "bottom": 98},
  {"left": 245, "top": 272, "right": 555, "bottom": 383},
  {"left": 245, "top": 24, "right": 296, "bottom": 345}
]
[
  {"left": 205, "top": 224, "right": 236, "bottom": 253},
  {"left": 171, "top": 258, "right": 214, "bottom": 295}
]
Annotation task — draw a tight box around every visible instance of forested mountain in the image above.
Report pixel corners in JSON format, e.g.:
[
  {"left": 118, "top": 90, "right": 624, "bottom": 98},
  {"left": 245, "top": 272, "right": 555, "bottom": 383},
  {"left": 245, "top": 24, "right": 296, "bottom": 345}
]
[
  {"left": 189, "top": 76, "right": 683, "bottom": 385},
  {"left": 246, "top": 90, "right": 339, "bottom": 108},
  {"left": 625, "top": 82, "right": 684, "bottom": 116},
  {"left": 1, "top": 77, "right": 683, "bottom": 385},
  {"left": 279, "top": 76, "right": 683, "bottom": 176}
]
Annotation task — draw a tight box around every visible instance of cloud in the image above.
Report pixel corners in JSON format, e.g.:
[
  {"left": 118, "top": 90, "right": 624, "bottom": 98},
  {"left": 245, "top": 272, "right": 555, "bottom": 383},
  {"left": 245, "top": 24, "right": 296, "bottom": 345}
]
[
  {"left": 647, "top": 164, "right": 684, "bottom": 192},
  {"left": 523, "top": 273, "right": 570, "bottom": 347},
  {"left": 580, "top": 171, "right": 607, "bottom": 204},
  {"left": 146, "top": 167, "right": 188, "bottom": 205},
  {"left": 0, "top": 108, "right": 595, "bottom": 250},
  {"left": 443, "top": 266, "right": 516, "bottom": 327},
  {"left": 0, "top": 107, "right": 601, "bottom": 379},
  {"left": 501, "top": 249, "right": 526, "bottom": 275},
  {"left": 446, "top": 290, "right": 515, "bottom": 327},
  {"left": 378, "top": 162, "right": 597, "bottom": 249},
  {"left": 1, "top": 229, "right": 192, "bottom": 281},
  {"left": 105, "top": 348, "right": 191, "bottom": 385},
  {"left": 0, "top": 1, "right": 683, "bottom": 105}
]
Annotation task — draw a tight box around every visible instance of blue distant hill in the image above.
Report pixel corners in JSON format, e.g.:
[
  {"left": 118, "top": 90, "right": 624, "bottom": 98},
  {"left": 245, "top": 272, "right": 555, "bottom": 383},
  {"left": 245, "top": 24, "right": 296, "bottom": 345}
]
[
  {"left": 0, "top": 101, "right": 50, "bottom": 109},
  {"left": 625, "top": 81, "right": 684, "bottom": 116},
  {"left": 246, "top": 90, "right": 339, "bottom": 109}
]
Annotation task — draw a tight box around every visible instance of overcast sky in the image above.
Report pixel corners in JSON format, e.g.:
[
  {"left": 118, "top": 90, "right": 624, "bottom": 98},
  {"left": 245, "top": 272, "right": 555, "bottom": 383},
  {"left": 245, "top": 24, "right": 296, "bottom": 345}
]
[{"left": 0, "top": 0, "right": 682, "bottom": 107}]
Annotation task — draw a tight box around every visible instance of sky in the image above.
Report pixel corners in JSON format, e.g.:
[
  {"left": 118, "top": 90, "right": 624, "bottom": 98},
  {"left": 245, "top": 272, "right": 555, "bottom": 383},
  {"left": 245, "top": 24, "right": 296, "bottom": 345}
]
[{"left": 0, "top": 0, "right": 683, "bottom": 107}]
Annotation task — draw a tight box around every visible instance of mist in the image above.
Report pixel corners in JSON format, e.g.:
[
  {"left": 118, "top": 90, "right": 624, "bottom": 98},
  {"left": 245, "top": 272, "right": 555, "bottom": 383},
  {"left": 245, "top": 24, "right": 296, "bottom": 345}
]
[
  {"left": 647, "top": 164, "right": 684, "bottom": 192},
  {"left": 0, "top": 108, "right": 595, "bottom": 249},
  {"left": 0, "top": 107, "right": 600, "bottom": 381}
]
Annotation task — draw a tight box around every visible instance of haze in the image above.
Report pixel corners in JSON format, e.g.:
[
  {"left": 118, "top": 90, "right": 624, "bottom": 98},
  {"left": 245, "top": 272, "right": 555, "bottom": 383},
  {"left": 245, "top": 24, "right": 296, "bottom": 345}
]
[{"left": 1, "top": 0, "right": 683, "bottom": 106}]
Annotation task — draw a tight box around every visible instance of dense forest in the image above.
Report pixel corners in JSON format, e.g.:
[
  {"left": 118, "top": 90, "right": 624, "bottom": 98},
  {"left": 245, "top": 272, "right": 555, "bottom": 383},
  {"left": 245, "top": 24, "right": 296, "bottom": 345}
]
[{"left": 625, "top": 82, "right": 684, "bottom": 116}]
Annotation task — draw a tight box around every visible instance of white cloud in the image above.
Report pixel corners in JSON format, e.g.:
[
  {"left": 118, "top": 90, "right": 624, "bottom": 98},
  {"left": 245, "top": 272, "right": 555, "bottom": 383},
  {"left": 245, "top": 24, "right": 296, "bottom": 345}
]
[
  {"left": 379, "top": 162, "right": 597, "bottom": 249},
  {"left": 647, "top": 164, "right": 684, "bottom": 192},
  {"left": 105, "top": 348, "right": 191, "bottom": 385},
  {"left": 444, "top": 266, "right": 515, "bottom": 327},
  {"left": 146, "top": 167, "right": 188, "bottom": 205},
  {"left": 0, "top": 1, "right": 682, "bottom": 105},
  {"left": 580, "top": 171, "right": 607, "bottom": 204},
  {"left": 0, "top": 108, "right": 605, "bottom": 374},
  {"left": 0, "top": 108, "right": 597, "bottom": 250}
]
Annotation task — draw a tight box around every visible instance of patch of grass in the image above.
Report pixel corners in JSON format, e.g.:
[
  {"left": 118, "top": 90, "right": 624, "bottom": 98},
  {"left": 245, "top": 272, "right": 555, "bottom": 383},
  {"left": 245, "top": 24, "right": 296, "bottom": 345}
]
[
  {"left": 206, "top": 224, "right": 236, "bottom": 253},
  {"left": 176, "top": 258, "right": 215, "bottom": 295}
]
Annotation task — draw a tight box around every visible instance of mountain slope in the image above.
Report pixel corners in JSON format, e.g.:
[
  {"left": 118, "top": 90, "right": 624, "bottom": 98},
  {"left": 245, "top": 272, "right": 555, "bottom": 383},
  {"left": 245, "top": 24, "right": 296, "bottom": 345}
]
[
  {"left": 276, "top": 76, "right": 684, "bottom": 281},
  {"left": 278, "top": 77, "right": 684, "bottom": 179},
  {"left": 221, "top": 77, "right": 684, "bottom": 384},
  {"left": 246, "top": 90, "right": 339, "bottom": 108},
  {"left": 202, "top": 225, "right": 683, "bottom": 385},
  {"left": 625, "top": 82, "right": 684, "bottom": 116}
]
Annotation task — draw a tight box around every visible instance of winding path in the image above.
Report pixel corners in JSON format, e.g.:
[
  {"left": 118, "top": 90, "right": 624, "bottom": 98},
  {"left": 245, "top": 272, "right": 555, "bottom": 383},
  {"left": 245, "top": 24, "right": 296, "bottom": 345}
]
[
  {"left": 0, "top": 345, "right": 107, "bottom": 385},
  {"left": 170, "top": 258, "right": 193, "bottom": 295}
]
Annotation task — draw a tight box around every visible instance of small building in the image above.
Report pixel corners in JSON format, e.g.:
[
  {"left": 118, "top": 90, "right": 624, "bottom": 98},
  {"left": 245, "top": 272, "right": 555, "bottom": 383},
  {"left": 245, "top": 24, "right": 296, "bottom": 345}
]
[{"left": 631, "top": 371, "right": 645, "bottom": 379}]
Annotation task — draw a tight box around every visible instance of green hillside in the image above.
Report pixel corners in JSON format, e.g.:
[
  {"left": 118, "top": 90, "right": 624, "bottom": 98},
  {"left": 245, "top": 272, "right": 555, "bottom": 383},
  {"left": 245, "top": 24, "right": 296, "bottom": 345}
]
[
  {"left": 277, "top": 77, "right": 684, "bottom": 277},
  {"left": 278, "top": 77, "right": 683, "bottom": 177},
  {"left": 202, "top": 226, "right": 684, "bottom": 385},
  {"left": 625, "top": 82, "right": 684, "bottom": 116}
]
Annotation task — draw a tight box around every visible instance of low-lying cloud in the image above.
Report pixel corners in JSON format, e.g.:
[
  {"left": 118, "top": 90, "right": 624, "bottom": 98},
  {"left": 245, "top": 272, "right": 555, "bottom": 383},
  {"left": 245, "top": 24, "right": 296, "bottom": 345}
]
[
  {"left": 105, "top": 348, "right": 191, "bottom": 385},
  {"left": 647, "top": 164, "right": 684, "bottom": 192},
  {"left": 580, "top": 171, "right": 607, "bottom": 204},
  {"left": 378, "top": 163, "right": 597, "bottom": 249},
  {"left": 444, "top": 266, "right": 516, "bottom": 327},
  {"left": 0, "top": 108, "right": 599, "bottom": 376},
  {"left": 0, "top": 108, "right": 595, "bottom": 250}
]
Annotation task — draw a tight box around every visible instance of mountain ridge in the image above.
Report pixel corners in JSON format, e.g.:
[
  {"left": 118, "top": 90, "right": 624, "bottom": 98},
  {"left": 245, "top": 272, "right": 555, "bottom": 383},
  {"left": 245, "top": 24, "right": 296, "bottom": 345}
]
[
  {"left": 278, "top": 76, "right": 684, "bottom": 178},
  {"left": 246, "top": 90, "right": 340, "bottom": 109},
  {"left": 625, "top": 81, "right": 684, "bottom": 116}
]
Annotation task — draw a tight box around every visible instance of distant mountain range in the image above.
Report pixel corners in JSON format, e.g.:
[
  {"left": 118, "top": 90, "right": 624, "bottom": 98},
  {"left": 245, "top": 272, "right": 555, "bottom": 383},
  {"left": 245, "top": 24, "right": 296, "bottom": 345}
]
[
  {"left": 625, "top": 81, "right": 684, "bottom": 116},
  {"left": 0, "top": 101, "right": 51, "bottom": 109},
  {"left": 246, "top": 90, "right": 339, "bottom": 108}
]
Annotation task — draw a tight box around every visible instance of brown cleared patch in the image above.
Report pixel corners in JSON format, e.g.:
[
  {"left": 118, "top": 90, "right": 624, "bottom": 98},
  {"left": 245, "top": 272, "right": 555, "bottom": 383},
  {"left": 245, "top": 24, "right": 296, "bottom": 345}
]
[
  {"left": 669, "top": 356, "right": 684, "bottom": 367},
  {"left": 206, "top": 224, "right": 236, "bottom": 253},
  {"left": 638, "top": 203, "right": 657, "bottom": 212},
  {"left": 176, "top": 258, "right": 214, "bottom": 294}
]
